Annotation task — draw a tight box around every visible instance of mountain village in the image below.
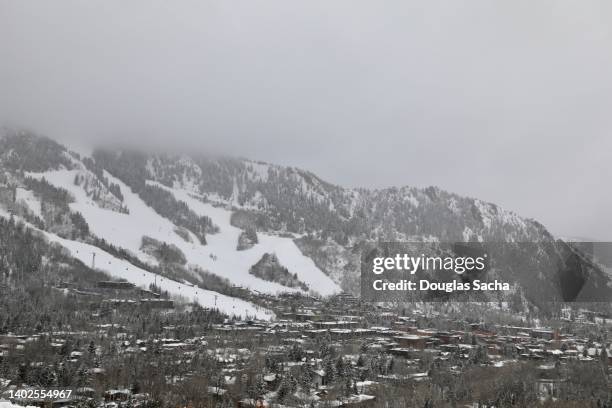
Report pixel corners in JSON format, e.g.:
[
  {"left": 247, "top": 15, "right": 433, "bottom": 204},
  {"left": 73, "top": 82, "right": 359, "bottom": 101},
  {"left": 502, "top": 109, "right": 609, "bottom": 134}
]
[{"left": 3, "top": 280, "right": 612, "bottom": 407}]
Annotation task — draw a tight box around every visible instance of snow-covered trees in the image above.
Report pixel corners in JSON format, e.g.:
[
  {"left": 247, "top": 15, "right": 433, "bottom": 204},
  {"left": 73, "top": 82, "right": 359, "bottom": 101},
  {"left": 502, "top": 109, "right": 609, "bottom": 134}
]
[
  {"left": 249, "top": 253, "right": 308, "bottom": 291},
  {"left": 140, "top": 236, "right": 187, "bottom": 265},
  {"left": 237, "top": 227, "right": 258, "bottom": 251}
]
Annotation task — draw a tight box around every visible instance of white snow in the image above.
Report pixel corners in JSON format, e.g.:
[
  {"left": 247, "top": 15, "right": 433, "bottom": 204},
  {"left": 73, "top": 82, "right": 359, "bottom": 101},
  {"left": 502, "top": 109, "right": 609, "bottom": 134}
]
[
  {"left": 27, "top": 169, "right": 340, "bottom": 297},
  {"left": 41, "top": 231, "right": 273, "bottom": 320},
  {"left": 0, "top": 207, "right": 273, "bottom": 320},
  {"left": 0, "top": 401, "right": 38, "bottom": 408},
  {"left": 149, "top": 181, "right": 340, "bottom": 296}
]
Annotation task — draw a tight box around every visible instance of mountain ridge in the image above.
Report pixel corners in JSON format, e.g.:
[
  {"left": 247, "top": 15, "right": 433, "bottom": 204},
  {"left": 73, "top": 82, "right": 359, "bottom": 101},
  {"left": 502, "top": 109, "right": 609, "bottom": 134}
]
[{"left": 1, "top": 129, "right": 609, "bottom": 316}]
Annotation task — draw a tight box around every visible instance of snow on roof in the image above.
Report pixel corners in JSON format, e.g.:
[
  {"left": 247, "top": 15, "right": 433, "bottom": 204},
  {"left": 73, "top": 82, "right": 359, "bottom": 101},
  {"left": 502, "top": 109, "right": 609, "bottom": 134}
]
[
  {"left": 0, "top": 401, "right": 38, "bottom": 408},
  {"left": 395, "top": 334, "right": 430, "bottom": 340},
  {"left": 263, "top": 374, "right": 277, "bottom": 382}
]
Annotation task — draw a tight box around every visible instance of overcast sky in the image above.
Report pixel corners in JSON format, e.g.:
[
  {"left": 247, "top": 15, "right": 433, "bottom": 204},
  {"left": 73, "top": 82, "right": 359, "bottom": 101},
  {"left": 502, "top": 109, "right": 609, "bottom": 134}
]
[{"left": 1, "top": 1, "right": 611, "bottom": 240}]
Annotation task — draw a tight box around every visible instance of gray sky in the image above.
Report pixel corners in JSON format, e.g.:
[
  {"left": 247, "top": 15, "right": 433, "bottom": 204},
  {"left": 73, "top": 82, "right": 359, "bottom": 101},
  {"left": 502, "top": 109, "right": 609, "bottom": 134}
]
[{"left": 1, "top": 1, "right": 611, "bottom": 240}]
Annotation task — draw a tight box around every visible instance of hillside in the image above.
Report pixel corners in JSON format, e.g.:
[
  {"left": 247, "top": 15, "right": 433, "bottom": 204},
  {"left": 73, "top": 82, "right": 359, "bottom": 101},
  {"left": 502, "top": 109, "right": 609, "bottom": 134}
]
[{"left": 0, "top": 130, "right": 610, "bottom": 315}]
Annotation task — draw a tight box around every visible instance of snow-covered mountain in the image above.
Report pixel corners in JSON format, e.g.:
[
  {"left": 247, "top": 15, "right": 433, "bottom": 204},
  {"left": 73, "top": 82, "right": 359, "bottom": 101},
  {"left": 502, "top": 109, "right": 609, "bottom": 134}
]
[{"left": 1, "top": 130, "right": 610, "bottom": 316}]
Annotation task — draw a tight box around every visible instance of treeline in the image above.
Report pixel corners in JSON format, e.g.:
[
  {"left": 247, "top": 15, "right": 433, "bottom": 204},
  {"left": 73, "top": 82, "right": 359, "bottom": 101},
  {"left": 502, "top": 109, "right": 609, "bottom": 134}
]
[
  {"left": 143, "top": 151, "right": 554, "bottom": 249},
  {"left": 22, "top": 177, "right": 90, "bottom": 240},
  {"left": 92, "top": 149, "right": 218, "bottom": 244},
  {"left": 0, "top": 217, "right": 108, "bottom": 334},
  {"left": 0, "top": 131, "right": 73, "bottom": 172},
  {"left": 138, "top": 184, "right": 217, "bottom": 244},
  {"left": 0, "top": 216, "right": 44, "bottom": 284},
  {"left": 23, "top": 176, "right": 71, "bottom": 210},
  {"left": 2, "top": 132, "right": 554, "bottom": 249},
  {"left": 81, "top": 157, "right": 124, "bottom": 202}
]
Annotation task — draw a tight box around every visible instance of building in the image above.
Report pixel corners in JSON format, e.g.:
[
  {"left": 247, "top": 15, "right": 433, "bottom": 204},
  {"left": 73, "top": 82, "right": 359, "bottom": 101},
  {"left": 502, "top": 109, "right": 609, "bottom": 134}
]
[{"left": 97, "top": 280, "right": 136, "bottom": 290}]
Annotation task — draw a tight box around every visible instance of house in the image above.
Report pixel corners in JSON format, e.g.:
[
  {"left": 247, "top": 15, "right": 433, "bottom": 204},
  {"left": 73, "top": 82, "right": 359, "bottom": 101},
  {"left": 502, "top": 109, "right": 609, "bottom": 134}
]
[
  {"left": 435, "top": 331, "right": 462, "bottom": 344},
  {"left": 313, "top": 369, "right": 325, "bottom": 387},
  {"left": 355, "top": 380, "right": 379, "bottom": 394},
  {"left": 263, "top": 373, "right": 279, "bottom": 389},
  {"left": 338, "top": 394, "right": 376, "bottom": 406},
  {"left": 394, "top": 335, "right": 431, "bottom": 349},
  {"left": 531, "top": 329, "right": 556, "bottom": 340},
  {"left": 104, "top": 389, "right": 131, "bottom": 401}
]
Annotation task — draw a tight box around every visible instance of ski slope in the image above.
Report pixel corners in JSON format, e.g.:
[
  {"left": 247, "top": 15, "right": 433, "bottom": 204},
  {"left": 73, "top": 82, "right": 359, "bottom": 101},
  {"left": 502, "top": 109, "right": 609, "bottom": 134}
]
[
  {"left": 149, "top": 181, "right": 340, "bottom": 296},
  {"left": 29, "top": 167, "right": 340, "bottom": 296},
  {"left": 0, "top": 209, "right": 273, "bottom": 320},
  {"left": 42, "top": 230, "right": 274, "bottom": 320}
]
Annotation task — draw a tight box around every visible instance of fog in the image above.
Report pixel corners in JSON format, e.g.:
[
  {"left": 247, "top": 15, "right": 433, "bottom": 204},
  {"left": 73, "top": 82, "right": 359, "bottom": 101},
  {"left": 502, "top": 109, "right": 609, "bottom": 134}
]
[{"left": 1, "top": 1, "right": 611, "bottom": 240}]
